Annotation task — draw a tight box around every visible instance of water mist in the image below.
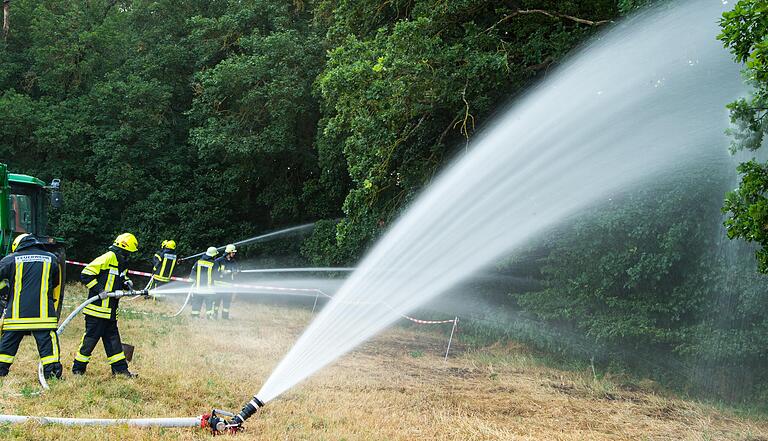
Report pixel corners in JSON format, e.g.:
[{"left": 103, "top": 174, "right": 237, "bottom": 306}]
[{"left": 241, "top": 0, "right": 744, "bottom": 411}]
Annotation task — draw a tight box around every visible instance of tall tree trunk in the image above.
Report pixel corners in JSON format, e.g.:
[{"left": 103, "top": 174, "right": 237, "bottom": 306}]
[{"left": 3, "top": 0, "right": 9, "bottom": 40}]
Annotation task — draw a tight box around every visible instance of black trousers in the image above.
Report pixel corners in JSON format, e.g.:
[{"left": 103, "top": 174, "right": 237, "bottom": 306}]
[
  {"left": 72, "top": 315, "right": 128, "bottom": 373},
  {"left": 190, "top": 294, "right": 216, "bottom": 318},
  {"left": 214, "top": 293, "right": 233, "bottom": 319},
  {"left": 0, "top": 329, "right": 62, "bottom": 378}
]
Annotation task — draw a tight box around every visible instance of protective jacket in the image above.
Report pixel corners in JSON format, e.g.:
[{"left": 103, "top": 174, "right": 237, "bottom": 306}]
[
  {"left": 0, "top": 235, "right": 61, "bottom": 331},
  {"left": 151, "top": 248, "right": 177, "bottom": 283},
  {"left": 80, "top": 246, "right": 129, "bottom": 320},
  {"left": 214, "top": 255, "right": 239, "bottom": 285},
  {"left": 190, "top": 254, "right": 216, "bottom": 288}
]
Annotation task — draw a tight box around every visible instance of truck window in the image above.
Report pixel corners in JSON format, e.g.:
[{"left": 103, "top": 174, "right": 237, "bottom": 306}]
[{"left": 9, "top": 194, "right": 34, "bottom": 233}]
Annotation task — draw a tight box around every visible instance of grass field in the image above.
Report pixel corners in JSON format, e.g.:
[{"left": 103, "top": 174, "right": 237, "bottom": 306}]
[{"left": 0, "top": 284, "right": 764, "bottom": 440}]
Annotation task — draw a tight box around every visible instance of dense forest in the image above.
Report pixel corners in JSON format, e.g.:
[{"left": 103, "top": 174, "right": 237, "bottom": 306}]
[{"left": 0, "top": 0, "right": 765, "bottom": 403}]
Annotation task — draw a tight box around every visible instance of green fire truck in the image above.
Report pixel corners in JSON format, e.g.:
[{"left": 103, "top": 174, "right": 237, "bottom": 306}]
[{"left": 0, "top": 163, "right": 65, "bottom": 316}]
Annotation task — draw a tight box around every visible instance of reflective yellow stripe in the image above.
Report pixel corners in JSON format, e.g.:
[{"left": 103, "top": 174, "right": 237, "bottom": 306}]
[
  {"left": 12, "top": 261, "right": 23, "bottom": 319},
  {"left": 159, "top": 258, "right": 168, "bottom": 279},
  {"left": 3, "top": 317, "right": 58, "bottom": 324},
  {"left": 3, "top": 322, "right": 57, "bottom": 330},
  {"left": 41, "top": 331, "right": 59, "bottom": 365},
  {"left": 39, "top": 260, "right": 50, "bottom": 319},
  {"left": 75, "top": 332, "right": 90, "bottom": 363},
  {"left": 85, "top": 279, "right": 98, "bottom": 289},
  {"left": 0, "top": 354, "right": 14, "bottom": 363},
  {"left": 107, "top": 352, "right": 126, "bottom": 364},
  {"left": 83, "top": 307, "right": 112, "bottom": 319},
  {"left": 84, "top": 303, "right": 111, "bottom": 313},
  {"left": 53, "top": 268, "right": 61, "bottom": 312},
  {"left": 195, "top": 261, "right": 214, "bottom": 287}
]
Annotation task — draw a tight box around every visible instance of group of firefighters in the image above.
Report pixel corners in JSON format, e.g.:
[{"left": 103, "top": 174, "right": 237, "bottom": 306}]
[{"left": 0, "top": 232, "right": 240, "bottom": 380}]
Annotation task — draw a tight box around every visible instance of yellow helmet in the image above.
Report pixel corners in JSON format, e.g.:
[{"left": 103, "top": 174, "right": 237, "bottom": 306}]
[
  {"left": 225, "top": 244, "right": 237, "bottom": 254},
  {"left": 11, "top": 233, "right": 31, "bottom": 252},
  {"left": 205, "top": 246, "right": 219, "bottom": 257},
  {"left": 165, "top": 240, "right": 176, "bottom": 250},
  {"left": 114, "top": 233, "right": 138, "bottom": 253}
]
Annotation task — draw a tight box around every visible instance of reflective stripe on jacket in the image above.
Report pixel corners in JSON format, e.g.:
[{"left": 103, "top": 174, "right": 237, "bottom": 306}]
[
  {"left": 152, "top": 249, "right": 177, "bottom": 283},
  {"left": 0, "top": 241, "right": 61, "bottom": 331},
  {"left": 190, "top": 255, "right": 216, "bottom": 289},
  {"left": 80, "top": 249, "right": 127, "bottom": 320}
]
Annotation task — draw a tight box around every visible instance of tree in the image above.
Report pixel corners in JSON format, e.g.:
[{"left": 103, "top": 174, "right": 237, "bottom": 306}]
[
  {"left": 305, "top": 0, "right": 616, "bottom": 264},
  {"left": 719, "top": 0, "right": 768, "bottom": 272}
]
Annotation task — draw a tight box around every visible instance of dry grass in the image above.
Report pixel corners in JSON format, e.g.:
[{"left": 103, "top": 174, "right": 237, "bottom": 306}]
[{"left": 0, "top": 284, "right": 764, "bottom": 440}]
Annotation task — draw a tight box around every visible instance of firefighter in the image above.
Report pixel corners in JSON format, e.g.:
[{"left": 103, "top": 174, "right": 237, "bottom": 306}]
[
  {"left": 213, "top": 244, "right": 239, "bottom": 319},
  {"left": 0, "top": 234, "right": 62, "bottom": 379},
  {"left": 146, "top": 239, "right": 177, "bottom": 291},
  {"left": 189, "top": 247, "right": 218, "bottom": 319},
  {"left": 72, "top": 233, "right": 138, "bottom": 378}
]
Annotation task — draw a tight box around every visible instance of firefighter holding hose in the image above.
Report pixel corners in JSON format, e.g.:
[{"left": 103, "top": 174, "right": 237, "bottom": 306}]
[
  {"left": 0, "top": 234, "right": 62, "bottom": 379},
  {"left": 72, "top": 233, "right": 139, "bottom": 378},
  {"left": 213, "top": 244, "right": 238, "bottom": 319},
  {"left": 189, "top": 246, "right": 218, "bottom": 319},
  {"left": 146, "top": 239, "right": 177, "bottom": 291}
]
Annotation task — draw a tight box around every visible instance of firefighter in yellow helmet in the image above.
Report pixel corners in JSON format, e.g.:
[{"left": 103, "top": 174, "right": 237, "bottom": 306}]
[
  {"left": 146, "top": 240, "right": 177, "bottom": 291},
  {"left": 0, "top": 234, "right": 62, "bottom": 378},
  {"left": 189, "top": 246, "right": 218, "bottom": 319},
  {"left": 72, "top": 233, "right": 138, "bottom": 378},
  {"left": 213, "top": 244, "right": 239, "bottom": 319}
]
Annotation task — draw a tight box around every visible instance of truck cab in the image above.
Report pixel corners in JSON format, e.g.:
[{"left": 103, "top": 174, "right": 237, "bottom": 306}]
[{"left": 0, "top": 164, "right": 65, "bottom": 317}]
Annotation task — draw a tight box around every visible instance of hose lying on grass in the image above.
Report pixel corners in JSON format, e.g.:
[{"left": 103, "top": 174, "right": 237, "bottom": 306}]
[
  {"left": 38, "top": 290, "right": 148, "bottom": 391},
  {"left": 0, "top": 415, "right": 202, "bottom": 427}
]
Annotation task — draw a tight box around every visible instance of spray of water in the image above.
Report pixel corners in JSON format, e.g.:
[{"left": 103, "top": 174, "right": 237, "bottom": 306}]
[
  {"left": 247, "top": 0, "right": 743, "bottom": 403},
  {"left": 180, "top": 223, "right": 315, "bottom": 261},
  {"left": 149, "top": 282, "right": 328, "bottom": 298},
  {"left": 240, "top": 267, "right": 355, "bottom": 273}
]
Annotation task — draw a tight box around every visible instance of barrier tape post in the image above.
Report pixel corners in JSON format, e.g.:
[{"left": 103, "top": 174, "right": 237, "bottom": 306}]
[
  {"left": 311, "top": 293, "right": 319, "bottom": 314},
  {"left": 444, "top": 317, "right": 458, "bottom": 362}
]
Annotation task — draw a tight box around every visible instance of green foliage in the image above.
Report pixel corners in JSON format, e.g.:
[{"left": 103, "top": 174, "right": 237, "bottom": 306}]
[
  {"left": 719, "top": 0, "right": 768, "bottom": 272},
  {"left": 498, "top": 168, "right": 768, "bottom": 400},
  {"left": 308, "top": 0, "right": 616, "bottom": 260},
  {"left": 0, "top": 0, "right": 331, "bottom": 263},
  {"left": 0, "top": 0, "right": 763, "bottom": 404}
]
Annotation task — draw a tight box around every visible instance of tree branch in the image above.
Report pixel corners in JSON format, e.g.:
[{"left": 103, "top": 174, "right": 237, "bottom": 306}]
[
  {"left": 453, "top": 82, "right": 475, "bottom": 141},
  {"left": 526, "top": 56, "right": 554, "bottom": 73},
  {"left": 486, "top": 9, "right": 611, "bottom": 33}
]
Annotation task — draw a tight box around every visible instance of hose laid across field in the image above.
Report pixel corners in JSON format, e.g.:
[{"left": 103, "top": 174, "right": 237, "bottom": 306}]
[
  {"left": 37, "top": 295, "right": 102, "bottom": 390},
  {"left": 0, "top": 415, "right": 201, "bottom": 427}
]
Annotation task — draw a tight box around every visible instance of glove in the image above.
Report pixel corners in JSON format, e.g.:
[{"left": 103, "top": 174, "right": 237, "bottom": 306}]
[{"left": 125, "top": 278, "right": 134, "bottom": 291}]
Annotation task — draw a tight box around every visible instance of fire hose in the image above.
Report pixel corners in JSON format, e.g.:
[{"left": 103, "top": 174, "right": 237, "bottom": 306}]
[
  {"left": 37, "top": 289, "right": 150, "bottom": 390},
  {"left": 6, "top": 289, "right": 251, "bottom": 435}
]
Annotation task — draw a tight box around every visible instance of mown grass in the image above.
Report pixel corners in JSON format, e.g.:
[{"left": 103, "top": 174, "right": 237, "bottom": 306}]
[{"left": 0, "top": 284, "right": 763, "bottom": 440}]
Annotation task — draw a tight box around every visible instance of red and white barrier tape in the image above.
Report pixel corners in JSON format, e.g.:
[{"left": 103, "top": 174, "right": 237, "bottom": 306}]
[
  {"left": 65, "top": 260, "right": 192, "bottom": 282},
  {"left": 64, "top": 260, "right": 457, "bottom": 325},
  {"left": 65, "top": 261, "right": 331, "bottom": 295},
  {"left": 400, "top": 315, "right": 457, "bottom": 325}
]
